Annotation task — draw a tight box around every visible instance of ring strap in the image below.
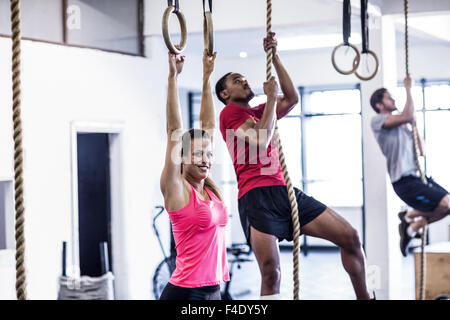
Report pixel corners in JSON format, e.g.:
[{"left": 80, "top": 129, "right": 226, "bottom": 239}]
[
  {"left": 360, "top": 0, "right": 369, "bottom": 53},
  {"left": 203, "top": 0, "right": 212, "bottom": 15},
  {"left": 168, "top": 0, "right": 179, "bottom": 13},
  {"left": 343, "top": 0, "right": 351, "bottom": 45}
]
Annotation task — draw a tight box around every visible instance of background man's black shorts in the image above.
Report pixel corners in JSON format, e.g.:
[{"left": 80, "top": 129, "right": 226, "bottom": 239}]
[
  {"left": 393, "top": 175, "right": 449, "bottom": 212},
  {"left": 238, "top": 185, "right": 327, "bottom": 244}
]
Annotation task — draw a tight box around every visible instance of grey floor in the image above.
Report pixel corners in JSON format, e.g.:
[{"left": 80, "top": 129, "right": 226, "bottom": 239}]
[{"left": 226, "top": 248, "right": 415, "bottom": 300}]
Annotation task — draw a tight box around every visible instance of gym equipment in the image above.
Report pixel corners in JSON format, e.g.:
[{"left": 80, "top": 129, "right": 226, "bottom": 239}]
[
  {"left": 413, "top": 242, "right": 450, "bottom": 300},
  {"left": 354, "top": 0, "right": 379, "bottom": 81},
  {"left": 58, "top": 241, "right": 115, "bottom": 300},
  {"left": 203, "top": 0, "right": 214, "bottom": 56},
  {"left": 9, "top": 0, "right": 27, "bottom": 301},
  {"left": 152, "top": 206, "right": 176, "bottom": 300},
  {"left": 151, "top": 206, "right": 253, "bottom": 300},
  {"left": 403, "top": 0, "right": 428, "bottom": 300},
  {"left": 266, "top": 0, "right": 301, "bottom": 300},
  {"left": 331, "top": 0, "right": 361, "bottom": 75},
  {"left": 221, "top": 244, "right": 253, "bottom": 300},
  {"left": 331, "top": 0, "right": 379, "bottom": 81},
  {"left": 162, "top": 0, "right": 187, "bottom": 54}
]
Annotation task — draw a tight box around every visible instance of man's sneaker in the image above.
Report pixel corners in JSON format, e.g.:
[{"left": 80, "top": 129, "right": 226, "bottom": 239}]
[
  {"left": 398, "top": 210, "right": 421, "bottom": 239},
  {"left": 398, "top": 210, "right": 408, "bottom": 223},
  {"left": 399, "top": 222, "right": 412, "bottom": 257}
]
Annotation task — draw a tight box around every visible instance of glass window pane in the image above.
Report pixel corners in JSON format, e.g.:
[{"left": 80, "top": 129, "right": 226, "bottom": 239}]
[
  {"left": 415, "top": 111, "right": 425, "bottom": 136},
  {"left": 249, "top": 95, "right": 267, "bottom": 107},
  {"left": 250, "top": 93, "right": 301, "bottom": 115},
  {"left": 277, "top": 117, "right": 302, "bottom": 186},
  {"left": 0, "top": 0, "right": 63, "bottom": 42},
  {"left": 424, "top": 84, "right": 450, "bottom": 110},
  {"left": 66, "top": 0, "right": 141, "bottom": 54},
  {"left": 306, "top": 180, "right": 363, "bottom": 207},
  {"left": 0, "top": 0, "right": 10, "bottom": 35},
  {"left": 304, "top": 114, "right": 362, "bottom": 181},
  {"left": 305, "top": 89, "right": 360, "bottom": 114},
  {"left": 392, "top": 85, "right": 423, "bottom": 111},
  {"left": 424, "top": 111, "right": 450, "bottom": 190}
]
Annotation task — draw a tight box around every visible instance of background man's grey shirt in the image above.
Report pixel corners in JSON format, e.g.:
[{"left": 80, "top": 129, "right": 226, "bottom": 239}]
[{"left": 371, "top": 114, "right": 418, "bottom": 183}]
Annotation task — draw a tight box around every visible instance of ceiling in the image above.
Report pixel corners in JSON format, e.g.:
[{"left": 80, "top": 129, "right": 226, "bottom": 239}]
[
  {"left": 177, "top": 14, "right": 450, "bottom": 59},
  {"left": 148, "top": 0, "right": 450, "bottom": 59}
]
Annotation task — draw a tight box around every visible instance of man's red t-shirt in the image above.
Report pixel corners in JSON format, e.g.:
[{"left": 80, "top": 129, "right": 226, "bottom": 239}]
[{"left": 219, "top": 103, "right": 286, "bottom": 199}]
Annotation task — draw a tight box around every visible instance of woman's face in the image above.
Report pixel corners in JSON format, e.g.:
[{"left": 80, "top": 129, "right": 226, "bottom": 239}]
[{"left": 182, "top": 137, "right": 213, "bottom": 180}]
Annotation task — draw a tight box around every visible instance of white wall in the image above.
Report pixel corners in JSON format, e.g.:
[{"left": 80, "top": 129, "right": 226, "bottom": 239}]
[
  {"left": 211, "top": 43, "right": 450, "bottom": 89},
  {"left": 208, "top": 41, "right": 450, "bottom": 246},
  {"left": 0, "top": 35, "right": 203, "bottom": 299},
  {"left": 0, "top": 22, "right": 448, "bottom": 300}
]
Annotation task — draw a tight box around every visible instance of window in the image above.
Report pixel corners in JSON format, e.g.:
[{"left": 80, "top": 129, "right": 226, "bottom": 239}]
[
  {"left": 0, "top": 181, "right": 13, "bottom": 250},
  {"left": 0, "top": 0, "right": 64, "bottom": 42},
  {"left": 395, "top": 79, "right": 450, "bottom": 190},
  {"left": 276, "top": 86, "right": 364, "bottom": 248},
  {"left": 189, "top": 85, "right": 365, "bottom": 248},
  {"left": 66, "top": 0, "right": 143, "bottom": 55},
  {"left": 300, "top": 88, "right": 363, "bottom": 207},
  {"left": 0, "top": 0, "right": 143, "bottom": 56}
]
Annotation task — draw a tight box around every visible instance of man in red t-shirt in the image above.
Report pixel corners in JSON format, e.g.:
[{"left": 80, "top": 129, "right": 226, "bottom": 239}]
[{"left": 216, "top": 33, "right": 372, "bottom": 300}]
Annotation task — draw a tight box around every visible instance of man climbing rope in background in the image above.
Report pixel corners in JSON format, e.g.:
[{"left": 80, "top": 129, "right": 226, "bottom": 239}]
[
  {"left": 216, "top": 32, "right": 372, "bottom": 300},
  {"left": 370, "top": 76, "right": 450, "bottom": 257}
]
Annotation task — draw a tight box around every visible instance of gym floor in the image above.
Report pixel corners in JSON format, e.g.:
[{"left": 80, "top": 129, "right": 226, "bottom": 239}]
[{"left": 228, "top": 248, "right": 415, "bottom": 300}]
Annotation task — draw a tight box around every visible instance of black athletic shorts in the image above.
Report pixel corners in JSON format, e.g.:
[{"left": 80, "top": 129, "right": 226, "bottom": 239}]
[
  {"left": 238, "top": 185, "right": 327, "bottom": 244},
  {"left": 159, "top": 282, "right": 221, "bottom": 300},
  {"left": 392, "top": 175, "right": 448, "bottom": 212}
]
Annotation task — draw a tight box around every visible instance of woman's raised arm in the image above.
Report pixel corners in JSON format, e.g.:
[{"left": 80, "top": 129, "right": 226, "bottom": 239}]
[
  {"left": 160, "top": 53, "right": 185, "bottom": 199},
  {"left": 199, "top": 50, "right": 217, "bottom": 138}
]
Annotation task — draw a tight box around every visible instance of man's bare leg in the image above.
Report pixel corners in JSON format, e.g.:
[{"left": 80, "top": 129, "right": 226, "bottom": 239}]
[{"left": 301, "top": 208, "right": 371, "bottom": 300}]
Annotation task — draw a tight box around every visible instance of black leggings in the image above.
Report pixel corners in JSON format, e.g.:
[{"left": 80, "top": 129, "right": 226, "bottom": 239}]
[{"left": 159, "top": 282, "right": 221, "bottom": 300}]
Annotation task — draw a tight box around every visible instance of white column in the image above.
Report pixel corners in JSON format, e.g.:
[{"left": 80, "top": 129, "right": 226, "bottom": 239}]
[{"left": 361, "top": 15, "right": 403, "bottom": 300}]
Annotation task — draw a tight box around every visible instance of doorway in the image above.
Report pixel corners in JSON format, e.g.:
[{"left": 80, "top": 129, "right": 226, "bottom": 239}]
[{"left": 77, "top": 133, "right": 112, "bottom": 277}]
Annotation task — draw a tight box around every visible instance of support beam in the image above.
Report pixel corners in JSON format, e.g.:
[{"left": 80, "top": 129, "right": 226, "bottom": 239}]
[{"left": 360, "top": 15, "right": 403, "bottom": 300}]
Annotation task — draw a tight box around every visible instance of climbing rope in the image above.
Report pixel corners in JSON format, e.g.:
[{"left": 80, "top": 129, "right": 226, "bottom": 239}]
[
  {"left": 404, "top": 0, "right": 427, "bottom": 300},
  {"left": 266, "top": 0, "right": 301, "bottom": 300},
  {"left": 10, "top": 0, "right": 27, "bottom": 300}
]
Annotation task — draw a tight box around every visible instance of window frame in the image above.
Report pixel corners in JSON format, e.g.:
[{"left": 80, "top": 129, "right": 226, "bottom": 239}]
[
  {"left": 0, "top": 0, "right": 145, "bottom": 57},
  {"left": 188, "top": 83, "right": 367, "bottom": 249},
  {"left": 297, "top": 84, "right": 366, "bottom": 249},
  {"left": 396, "top": 78, "right": 450, "bottom": 175}
]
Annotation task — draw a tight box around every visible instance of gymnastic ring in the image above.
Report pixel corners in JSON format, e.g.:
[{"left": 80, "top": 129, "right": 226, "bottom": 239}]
[
  {"left": 354, "top": 50, "right": 379, "bottom": 81},
  {"left": 162, "top": 6, "right": 187, "bottom": 54},
  {"left": 331, "top": 42, "right": 361, "bottom": 75},
  {"left": 203, "top": 11, "right": 214, "bottom": 56}
]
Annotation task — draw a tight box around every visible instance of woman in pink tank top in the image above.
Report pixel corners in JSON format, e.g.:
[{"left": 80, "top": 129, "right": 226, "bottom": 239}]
[{"left": 159, "top": 50, "right": 229, "bottom": 300}]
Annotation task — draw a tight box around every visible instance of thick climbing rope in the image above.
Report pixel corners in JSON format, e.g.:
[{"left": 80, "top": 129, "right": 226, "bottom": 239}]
[
  {"left": 10, "top": 0, "right": 27, "bottom": 300},
  {"left": 404, "top": 0, "right": 427, "bottom": 300},
  {"left": 266, "top": 0, "right": 301, "bottom": 300}
]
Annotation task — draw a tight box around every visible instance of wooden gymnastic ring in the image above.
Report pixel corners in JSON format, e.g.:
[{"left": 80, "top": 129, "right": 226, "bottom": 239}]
[
  {"left": 203, "top": 11, "right": 214, "bottom": 56},
  {"left": 354, "top": 50, "right": 379, "bottom": 81},
  {"left": 331, "top": 42, "right": 361, "bottom": 75},
  {"left": 162, "top": 6, "right": 187, "bottom": 54}
]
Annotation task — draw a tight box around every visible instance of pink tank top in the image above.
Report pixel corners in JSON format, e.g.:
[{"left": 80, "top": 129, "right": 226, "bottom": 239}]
[{"left": 166, "top": 184, "right": 230, "bottom": 288}]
